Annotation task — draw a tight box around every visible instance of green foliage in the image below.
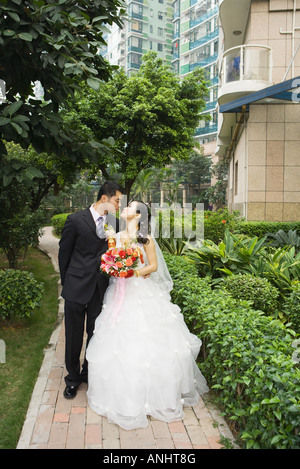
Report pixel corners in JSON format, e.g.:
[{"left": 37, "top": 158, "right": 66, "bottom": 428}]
[
  {"left": 265, "top": 229, "right": 300, "bottom": 252},
  {"left": 64, "top": 52, "right": 210, "bottom": 195},
  {"left": 204, "top": 159, "right": 228, "bottom": 208},
  {"left": 235, "top": 221, "right": 300, "bottom": 239},
  {"left": 51, "top": 213, "right": 71, "bottom": 237},
  {"left": 0, "top": 170, "right": 45, "bottom": 268},
  {"left": 158, "top": 237, "right": 189, "bottom": 256},
  {"left": 219, "top": 274, "right": 279, "bottom": 316},
  {"left": 283, "top": 282, "right": 300, "bottom": 334},
  {"left": 254, "top": 246, "right": 300, "bottom": 297},
  {"left": 0, "top": 142, "right": 81, "bottom": 211},
  {"left": 187, "top": 229, "right": 300, "bottom": 300},
  {"left": 0, "top": 0, "right": 125, "bottom": 156},
  {"left": 204, "top": 208, "right": 242, "bottom": 244},
  {"left": 0, "top": 269, "right": 44, "bottom": 320},
  {"left": 165, "top": 254, "right": 300, "bottom": 449},
  {"left": 186, "top": 229, "right": 267, "bottom": 281}
]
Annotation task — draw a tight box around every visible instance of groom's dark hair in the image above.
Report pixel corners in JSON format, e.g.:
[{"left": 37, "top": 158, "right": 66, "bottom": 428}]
[{"left": 97, "top": 181, "right": 124, "bottom": 200}]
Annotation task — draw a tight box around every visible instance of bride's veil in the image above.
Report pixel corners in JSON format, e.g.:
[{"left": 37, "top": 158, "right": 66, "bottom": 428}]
[{"left": 150, "top": 216, "right": 173, "bottom": 294}]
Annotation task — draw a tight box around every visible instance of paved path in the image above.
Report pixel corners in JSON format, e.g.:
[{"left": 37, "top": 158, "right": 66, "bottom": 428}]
[{"left": 17, "top": 227, "right": 237, "bottom": 450}]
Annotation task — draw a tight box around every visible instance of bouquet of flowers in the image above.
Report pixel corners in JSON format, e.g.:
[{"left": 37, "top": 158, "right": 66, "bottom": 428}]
[{"left": 100, "top": 242, "right": 144, "bottom": 279}]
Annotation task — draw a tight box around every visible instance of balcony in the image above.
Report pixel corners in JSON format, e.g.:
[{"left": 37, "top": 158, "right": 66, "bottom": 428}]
[{"left": 219, "top": 44, "right": 273, "bottom": 105}]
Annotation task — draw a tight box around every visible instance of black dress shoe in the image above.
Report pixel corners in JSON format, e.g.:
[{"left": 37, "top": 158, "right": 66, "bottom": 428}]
[{"left": 64, "top": 385, "right": 78, "bottom": 399}]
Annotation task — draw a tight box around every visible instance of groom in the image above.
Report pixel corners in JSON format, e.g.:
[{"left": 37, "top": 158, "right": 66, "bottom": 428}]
[{"left": 58, "top": 181, "right": 124, "bottom": 399}]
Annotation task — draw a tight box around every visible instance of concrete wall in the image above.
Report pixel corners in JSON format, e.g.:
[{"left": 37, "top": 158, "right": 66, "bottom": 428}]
[{"left": 229, "top": 102, "right": 300, "bottom": 221}]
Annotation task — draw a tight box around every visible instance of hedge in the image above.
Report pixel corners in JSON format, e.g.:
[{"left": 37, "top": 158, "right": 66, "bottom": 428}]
[
  {"left": 164, "top": 254, "right": 300, "bottom": 449},
  {"left": 51, "top": 213, "right": 71, "bottom": 236},
  {"left": 0, "top": 269, "right": 44, "bottom": 320},
  {"left": 235, "top": 221, "right": 300, "bottom": 239}
]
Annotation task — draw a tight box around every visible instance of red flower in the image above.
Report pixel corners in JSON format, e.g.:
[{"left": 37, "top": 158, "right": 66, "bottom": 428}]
[
  {"left": 118, "top": 250, "right": 126, "bottom": 258},
  {"left": 222, "top": 220, "right": 226, "bottom": 223}
]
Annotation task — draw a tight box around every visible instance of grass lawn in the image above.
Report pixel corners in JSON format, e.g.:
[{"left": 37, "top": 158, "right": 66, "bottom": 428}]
[{"left": 0, "top": 247, "right": 59, "bottom": 449}]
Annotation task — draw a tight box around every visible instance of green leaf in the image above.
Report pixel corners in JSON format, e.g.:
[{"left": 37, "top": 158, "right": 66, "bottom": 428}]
[
  {"left": 11, "top": 122, "right": 23, "bottom": 135},
  {"left": 3, "top": 100, "right": 23, "bottom": 117},
  {"left": 25, "top": 167, "right": 44, "bottom": 180},
  {"left": 87, "top": 77, "right": 101, "bottom": 91},
  {"left": 7, "top": 11, "right": 20, "bottom": 22},
  {"left": 18, "top": 32, "right": 33, "bottom": 42},
  {"left": 3, "top": 30, "right": 15, "bottom": 36},
  {"left": 271, "top": 435, "right": 284, "bottom": 445},
  {"left": 0, "top": 116, "right": 10, "bottom": 126},
  {"left": 274, "top": 411, "right": 282, "bottom": 420},
  {"left": 3, "top": 174, "right": 13, "bottom": 186}
]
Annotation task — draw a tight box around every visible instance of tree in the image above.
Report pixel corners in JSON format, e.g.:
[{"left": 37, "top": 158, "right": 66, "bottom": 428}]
[
  {"left": 172, "top": 150, "right": 212, "bottom": 187},
  {"left": 205, "top": 159, "right": 228, "bottom": 209},
  {"left": 0, "top": 0, "right": 125, "bottom": 157},
  {"left": 0, "top": 142, "right": 80, "bottom": 211},
  {"left": 64, "top": 52, "right": 210, "bottom": 196}
]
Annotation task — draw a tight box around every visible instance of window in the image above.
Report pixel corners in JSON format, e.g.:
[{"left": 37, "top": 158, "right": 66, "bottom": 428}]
[
  {"left": 130, "top": 53, "right": 141, "bottom": 64},
  {"left": 158, "top": 27, "right": 163, "bottom": 36},
  {"left": 131, "top": 36, "right": 142, "bottom": 48},
  {"left": 157, "top": 43, "right": 163, "bottom": 52},
  {"left": 150, "top": 25, "right": 153, "bottom": 33},
  {"left": 132, "top": 3, "right": 143, "bottom": 15},
  {"left": 131, "top": 21, "right": 142, "bottom": 32},
  {"left": 158, "top": 11, "right": 163, "bottom": 20}
]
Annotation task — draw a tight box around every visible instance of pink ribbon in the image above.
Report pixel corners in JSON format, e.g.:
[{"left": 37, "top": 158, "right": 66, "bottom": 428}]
[{"left": 111, "top": 277, "right": 126, "bottom": 324}]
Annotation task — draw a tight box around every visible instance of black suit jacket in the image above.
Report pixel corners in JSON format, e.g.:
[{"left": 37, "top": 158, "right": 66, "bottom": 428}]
[{"left": 58, "top": 208, "right": 119, "bottom": 305}]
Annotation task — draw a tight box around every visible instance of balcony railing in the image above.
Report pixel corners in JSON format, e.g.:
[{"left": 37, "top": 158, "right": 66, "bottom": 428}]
[
  {"left": 222, "top": 44, "right": 272, "bottom": 86},
  {"left": 189, "top": 28, "right": 219, "bottom": 51}
]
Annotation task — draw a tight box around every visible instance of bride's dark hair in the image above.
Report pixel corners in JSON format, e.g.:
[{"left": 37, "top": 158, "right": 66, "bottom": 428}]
[{"left": 134, "top": 201, "right": 151, "bottom": 245}]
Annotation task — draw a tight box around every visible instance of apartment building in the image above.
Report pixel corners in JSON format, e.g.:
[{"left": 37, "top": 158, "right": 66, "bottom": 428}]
[
  {"left": 101, "top": 0, "right": 221, "bottom": 203},
  {"left": 217, "top": 0, "right": 300, "bottom": 221},
  {"left": 172, "top": 0, "right": 219, "bottom": 146},
  {"left": 101, "top": 0, "right": 173, "bottom": 75}
]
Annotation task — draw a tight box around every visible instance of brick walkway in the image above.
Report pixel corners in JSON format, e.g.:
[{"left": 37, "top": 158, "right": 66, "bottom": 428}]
[{"left": 17, "top": 226, "right": 238, "bottom": 450}]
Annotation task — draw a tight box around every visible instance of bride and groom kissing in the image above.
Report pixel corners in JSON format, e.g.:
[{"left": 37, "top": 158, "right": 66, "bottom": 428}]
[{"left": 58, "top": 180, "right": 208, "bottom": 431}]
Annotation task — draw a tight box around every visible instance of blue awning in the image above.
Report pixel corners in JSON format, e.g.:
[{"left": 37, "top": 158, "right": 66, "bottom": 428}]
[{"left": 219, "top": 76, "right": 300, "bottom": 113}]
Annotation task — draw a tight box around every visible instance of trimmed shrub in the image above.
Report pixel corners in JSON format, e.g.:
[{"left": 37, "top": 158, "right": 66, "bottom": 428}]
[
  {"left": 0, "top": 269, "right": 44, "bottom": 320},
  {"left": 219, "top": 273, "right": 280, "bottom": 316},
  {"left": 235, "top": 221, "right": 300, "bottom": 239},
  {"left": 51, "top": 213, "right": 71, "bottom": 236},
  {"left": 283, "top": 282, "right": 300, "bottom": 334},
  {"left": 203, "top": 208, "right": 241, "bottom": 244},
  {"left": 165, "top": 254, "right": 300, "bottom": 449}
]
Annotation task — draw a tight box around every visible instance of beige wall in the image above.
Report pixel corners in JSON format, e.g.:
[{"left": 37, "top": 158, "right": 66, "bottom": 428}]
[
  {"left": 245, "top": 0, "right": 300, "bottom": 82},
  {"left": 230, "top": 102, "right": 300, "bottom": 221},
  {"left": 226, "top": 1, "right": 300, "bottom": 221}
]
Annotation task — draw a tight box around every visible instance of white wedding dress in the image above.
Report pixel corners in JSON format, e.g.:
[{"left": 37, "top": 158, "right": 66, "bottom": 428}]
[{"left": 86, "top": 235, "right": 208, "bottom": 430}]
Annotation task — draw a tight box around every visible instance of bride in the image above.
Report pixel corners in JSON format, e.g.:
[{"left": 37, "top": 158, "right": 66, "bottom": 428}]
[{"left": 86, "top": 201, "right": 208, "bottom": 430}]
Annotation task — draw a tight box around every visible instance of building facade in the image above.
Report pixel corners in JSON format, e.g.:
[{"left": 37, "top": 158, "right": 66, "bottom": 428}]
[
  {"left": 102, "top": 0, "right": 219, "bottom": 142},
  {"left": 217, "top": 0, "right": 300, "bottom": 221},
  {"left": 101, "top": 0, "right": 221, "bottom": 204},
  {"left": 172, "top": 0, "right": 219, "bottom": 146},
  {"left": 102, "top": 0, "right": 173, "bottom": 74}
]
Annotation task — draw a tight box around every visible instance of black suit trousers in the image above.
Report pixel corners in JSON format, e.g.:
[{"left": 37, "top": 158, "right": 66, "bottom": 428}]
[{"left": 64, "top": 285, "right": 101, "bottom": 387}]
